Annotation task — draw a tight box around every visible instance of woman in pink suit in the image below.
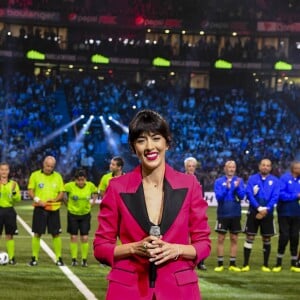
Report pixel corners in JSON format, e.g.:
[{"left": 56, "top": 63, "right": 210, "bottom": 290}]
[{"left": 94, "top": 110, "right": 211, "bottom": 300}]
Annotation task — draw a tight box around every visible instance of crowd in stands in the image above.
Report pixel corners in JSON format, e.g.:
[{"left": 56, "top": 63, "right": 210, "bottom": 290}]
[
  {"left": 0, "top": 72, "right": 65, "bottom": 188},
  {"left": 1, "top": 71, "right": 299, "bottom": 192},
  {"left": 0, "top": 73, "right": 300, "bottom": 188}
]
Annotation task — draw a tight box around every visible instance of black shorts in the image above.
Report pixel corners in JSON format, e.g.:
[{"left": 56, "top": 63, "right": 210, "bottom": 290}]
[
  {"left": 67, "top": 212, "right": 91, "bottom": 235},
  {"left": 215, "top": 216, "right": 242, "bottom": 234},
  {"left": 278, "top": 216, "right": 300, "bottom": 237},
  {"left": 243, "top": 210, "right": 275, "bottom": 237},
  {"left": 32, "top": 207, "right": 62, "bottom": 235},
  {"left": 0, "top": 207, "right": 18, "bottom": 235}
]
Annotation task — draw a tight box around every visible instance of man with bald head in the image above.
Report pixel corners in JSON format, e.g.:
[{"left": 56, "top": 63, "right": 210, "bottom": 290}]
[
  {"left": 28, "top": 156, "right": 65, "bottom": 266},
  {"left": 214, "top": 160, "right": 245, "bottom": 272},
  {"left": 242, "top": 158, "right": 280, "bottom": 272}
]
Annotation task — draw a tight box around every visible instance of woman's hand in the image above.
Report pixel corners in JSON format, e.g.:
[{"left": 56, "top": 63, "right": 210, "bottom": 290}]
[
  {"left": 148, "top": 239, "right": 181, "bottom": 265},
  {"left": 135, "top": 236, "right": 161, "bottom": 257}
]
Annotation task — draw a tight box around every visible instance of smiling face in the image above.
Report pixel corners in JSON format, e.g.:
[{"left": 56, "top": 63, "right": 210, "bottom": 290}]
[
  {"left": 133, "top": 131, "right": 168, "bottom": 172},
  {"left": 128, "top": 109, "right": 171, "bottom": 154},
  {"left": 224, "top": 161, "right": 236, "bottom": 178},
  {"left": 75, "top": 176, "right": 86, "bottom": 188},
  {"left": 259, "top": 159, "right": 272, "bottom": 176}
]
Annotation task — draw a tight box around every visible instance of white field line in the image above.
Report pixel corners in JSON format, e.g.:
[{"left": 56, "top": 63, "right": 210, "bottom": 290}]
[{"left": 17, "top": 215, "right": 98, "bottom": 300}]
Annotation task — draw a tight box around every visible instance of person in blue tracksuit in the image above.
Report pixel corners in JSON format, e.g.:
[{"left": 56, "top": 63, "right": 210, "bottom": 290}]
[
  {"left": 214, "top": 160, "right": 245, "bottom": 272},
  {"left": 242, "top": 158, "right": 280, "bottom": 272},
  {"left": 272, "top": 161, "right": 300, "bottom": 272}
]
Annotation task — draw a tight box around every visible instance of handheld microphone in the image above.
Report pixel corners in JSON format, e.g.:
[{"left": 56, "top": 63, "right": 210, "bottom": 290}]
[{"left": 149, "top": 225, "right": 161, "bottom": 288}]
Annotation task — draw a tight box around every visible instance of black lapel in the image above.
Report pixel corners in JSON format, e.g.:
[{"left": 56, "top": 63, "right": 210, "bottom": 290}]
[
  {"left": 160, "top": 180, "right": 188, "bottom": 235},
  {"left": 120, "top": 184, "right": 150, "bottom": 235},
  {"left": 120, "top": 180, "right": 188, "bottom": 236}
]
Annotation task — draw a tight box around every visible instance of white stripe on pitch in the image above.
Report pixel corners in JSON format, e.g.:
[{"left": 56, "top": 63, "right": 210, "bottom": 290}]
[{"left": 17, "top": 215, "right": 98, "bottom": 300}]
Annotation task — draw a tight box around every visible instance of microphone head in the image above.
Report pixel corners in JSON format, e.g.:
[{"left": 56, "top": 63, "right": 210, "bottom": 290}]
[{"left": 149, "top": 225, "right": 160, "bottom": 237}]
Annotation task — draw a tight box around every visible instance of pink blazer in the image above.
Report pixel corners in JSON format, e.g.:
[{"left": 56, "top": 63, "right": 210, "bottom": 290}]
[{"left": 94, "top": 164, "right": 211, "bottom": 300}]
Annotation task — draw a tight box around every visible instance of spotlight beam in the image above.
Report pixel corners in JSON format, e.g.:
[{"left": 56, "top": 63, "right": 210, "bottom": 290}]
[
  {"left": 109, "top": 116, "right": 129, "bottom": 134},
  {"left": 42, "top": 116, "right": 84, "bottom": 144},
  {"left": 75, "top": 115, "right": 94, "bottom": 142},
  {"left": 27, "top": 115, "right": 84, "bottom": 155},
  {"left": 57, "top": 115, "right": 95, "bottom": 175},
  {"left": 100, "top": 116, "right": 120, "bottom": 154}
]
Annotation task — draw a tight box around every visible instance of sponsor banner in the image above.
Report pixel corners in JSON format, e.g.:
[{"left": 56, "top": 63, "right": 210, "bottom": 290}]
[
  {"left": 68, "top": 13, "right": 118, "bottom": 25},
  {"left": 1, "top": 8, "right": 181, "bottom": 29},
  {"left": 142, "top": 18, "right": 181, "bottom": 28},
  {"left": 233, "top": 62, "right": 263, "bottom": 69},
  {"left": 229, "top": 22, "right": 251, "bottom": 34},
  {"left": 67, "top": 13, "right": 181, "bottom": 27},
  {"left": 67, "top": 13, "right": 98, "bottom": 24},
  {"left": 109, "top": 58, "right": 206, "bottom": 67},
  {"left": 0, "top": 50, "right": 23, "bottom": 58},
  {"left": 46, "top": 54, "right": 77, "bottom": 62},
  {"left": 200, "top": 21, "right": 252, "bottom": 33},
  {"left": 3, "top": 8, "right": 60, "bottom": 22},
  {"left": 99, "top": 15, "right": 117, "bottom": 25},
  {"left": 67, "top": 14, "right": 181, "bottom": 28},
  {"left": 171, "top": 60, "right": 201, "bottom": 67},
  {"left": 200, "top": 21, "right": 230, "bottom": 30},
  {"left": 293, "top": 64, "right": 300, "bottom": 70},
  {"left": 110, "top": 57, "right": 140, "bottom": 65},
  {"left": 257, "top": 21, "right": 300, "bottom": 32}
]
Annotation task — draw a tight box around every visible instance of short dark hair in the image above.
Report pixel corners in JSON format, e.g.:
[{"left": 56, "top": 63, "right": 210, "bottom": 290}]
[
  {"left": 74, "top": 168, "right": 87, "bottom": 179},
  {"left": 128, "top": 109, "right": 172, "bottom": 153},
  {"left": 112, "top": 156, "right": 124, "bottom": 168}
]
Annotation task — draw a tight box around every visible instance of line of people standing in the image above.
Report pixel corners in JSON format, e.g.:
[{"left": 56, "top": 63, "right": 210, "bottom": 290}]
[
  {"left": 0, "top": 157, "right": 95, "bottom": 266},
  {"left": 27, "top": 155, "right": 124, "bottom": 267},
  {"left": 1, "top": 155, "right": 300, "bottom": 274},
  {"left": 0, "top": 155, "right": 125, "bottom": 267},
  {"left": 1, "top": 108, "right": 299, "bottom": 300},
  {"left": 212, "top": 158, "right": 300, "bottom": 272}
]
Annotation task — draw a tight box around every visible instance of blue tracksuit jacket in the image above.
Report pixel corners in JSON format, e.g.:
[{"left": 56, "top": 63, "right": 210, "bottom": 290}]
[
  {"left": 214, "top": 175, "right": 246, "bottom": 217},
  {"left": 246, "top": 173, "right": 280, "bottom": 214},
  {"left": 277, "top": 172, "right": 300, "bottom": 217}
]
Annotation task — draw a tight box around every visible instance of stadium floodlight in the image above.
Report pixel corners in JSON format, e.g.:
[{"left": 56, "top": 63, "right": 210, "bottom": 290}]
[
  {"left": 26, "top": 50, "right": 45, "bottom": 60},
  {"left": 152, "top": 57, "right": 171, "bottom": 67},
  {"left": 274, "top": 61, "right": 292, "bottom": 71},
  {"left": 214, "top": 59, "right": 232, "bottom": 69},
  {"left": 91, "top": 54, "right": 109, "bottom": 64}
]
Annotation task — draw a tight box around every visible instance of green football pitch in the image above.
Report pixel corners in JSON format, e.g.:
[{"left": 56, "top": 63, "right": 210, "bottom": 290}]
[{"left": 0, "top": 201, "right": 299, "bottom": 299}]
